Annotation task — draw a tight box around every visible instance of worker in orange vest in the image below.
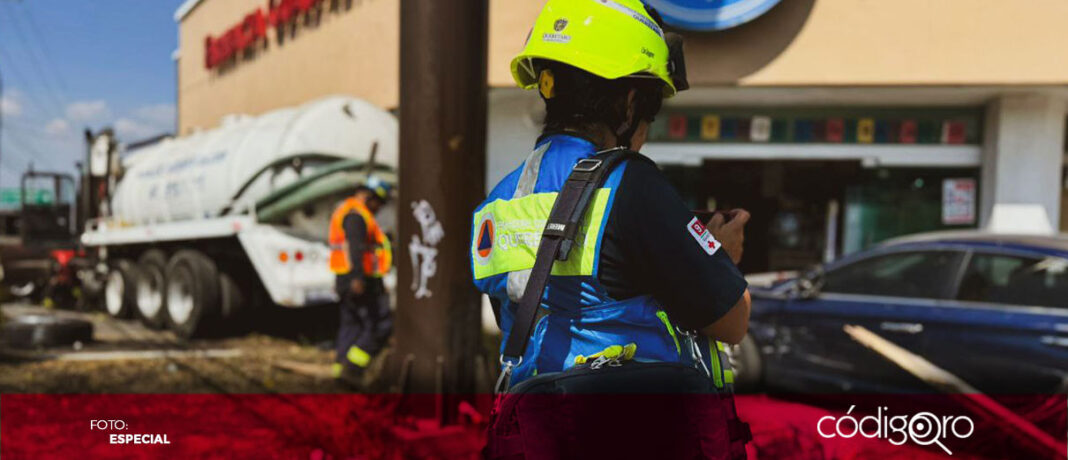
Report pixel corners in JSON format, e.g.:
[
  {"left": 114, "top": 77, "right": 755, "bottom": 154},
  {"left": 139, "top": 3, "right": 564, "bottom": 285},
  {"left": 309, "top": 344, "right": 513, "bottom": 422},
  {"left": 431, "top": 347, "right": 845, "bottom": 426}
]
[{"left": 328, "top": 176, "right": 393, "bottom": 385}]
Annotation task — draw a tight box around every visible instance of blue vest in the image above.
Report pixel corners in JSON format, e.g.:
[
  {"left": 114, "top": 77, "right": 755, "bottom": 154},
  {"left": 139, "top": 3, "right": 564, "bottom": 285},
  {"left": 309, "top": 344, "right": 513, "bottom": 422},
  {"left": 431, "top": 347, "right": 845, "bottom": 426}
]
[{"left": 471, "top": 134, "right": 734, "bottom": 389}]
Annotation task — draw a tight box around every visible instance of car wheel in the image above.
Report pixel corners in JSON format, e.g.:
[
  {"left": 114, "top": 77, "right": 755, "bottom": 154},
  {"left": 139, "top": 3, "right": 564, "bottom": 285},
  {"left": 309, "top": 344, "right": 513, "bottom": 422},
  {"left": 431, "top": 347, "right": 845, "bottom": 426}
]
[
  {"left": 728, "top": 335, "right": 764, "bottom": 392},
  {"left": 164, "top": 250, "right": 220, "bottom": 339},
  {"left": 135, "top": 250, "right": 169, "bottom": 329},
  {"left": 1, "top": 315, "right": 93, "bottom": 349},
  {"left": 104, "top": 260, "right": 136, "bottom": 318}
]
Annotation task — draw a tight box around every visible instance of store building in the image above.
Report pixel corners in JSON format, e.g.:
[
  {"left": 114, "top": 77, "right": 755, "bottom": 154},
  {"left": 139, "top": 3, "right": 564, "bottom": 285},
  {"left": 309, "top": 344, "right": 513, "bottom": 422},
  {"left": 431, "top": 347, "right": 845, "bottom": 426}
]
[{"left": 175, "top": 0, "right": 1068, "bottom": 273}]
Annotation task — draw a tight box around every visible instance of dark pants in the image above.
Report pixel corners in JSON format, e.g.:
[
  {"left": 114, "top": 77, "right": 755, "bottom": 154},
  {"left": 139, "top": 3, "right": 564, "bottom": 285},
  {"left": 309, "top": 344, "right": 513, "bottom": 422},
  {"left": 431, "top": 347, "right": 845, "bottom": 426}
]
[{"left": 335, "top": 279, "right": 392, "bottom": 374}]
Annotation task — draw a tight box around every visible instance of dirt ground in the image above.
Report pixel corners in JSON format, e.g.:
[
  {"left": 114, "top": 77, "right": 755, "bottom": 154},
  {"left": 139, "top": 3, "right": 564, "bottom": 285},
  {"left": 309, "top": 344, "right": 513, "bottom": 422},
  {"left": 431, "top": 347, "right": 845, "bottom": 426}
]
[{"left": 0, "top": 302, "right": 355, "bottom": 394}]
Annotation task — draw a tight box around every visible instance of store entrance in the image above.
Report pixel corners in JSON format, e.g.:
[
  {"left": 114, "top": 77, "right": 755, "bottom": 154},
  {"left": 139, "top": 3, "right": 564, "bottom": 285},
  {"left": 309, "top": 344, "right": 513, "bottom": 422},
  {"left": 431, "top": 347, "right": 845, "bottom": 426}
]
[
  {"left": 662, "top": 160, "right": 980, "bottom": 274},
  {"left": 688, "top": 160, "right": 860, "bottom": 274}
]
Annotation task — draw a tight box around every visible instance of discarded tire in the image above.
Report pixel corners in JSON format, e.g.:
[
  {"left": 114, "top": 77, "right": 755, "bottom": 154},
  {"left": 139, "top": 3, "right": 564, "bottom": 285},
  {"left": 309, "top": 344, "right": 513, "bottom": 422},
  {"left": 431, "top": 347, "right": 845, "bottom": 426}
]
[
  {"left": 1, "top": 315, "right": 93, "bottom": 349},
  {"left": 135, "top": 250, "right": 169, "bottom": 329},
  {"left": 165, "top": 250, "right": 220, "bottom": 339}
]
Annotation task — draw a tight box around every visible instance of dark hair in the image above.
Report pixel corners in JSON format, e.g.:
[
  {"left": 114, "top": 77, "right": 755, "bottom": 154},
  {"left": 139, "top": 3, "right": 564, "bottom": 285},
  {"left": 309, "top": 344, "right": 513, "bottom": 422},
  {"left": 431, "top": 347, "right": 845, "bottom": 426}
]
[{"left": 537, "top": 60, "right": 664, "bottom": 146}]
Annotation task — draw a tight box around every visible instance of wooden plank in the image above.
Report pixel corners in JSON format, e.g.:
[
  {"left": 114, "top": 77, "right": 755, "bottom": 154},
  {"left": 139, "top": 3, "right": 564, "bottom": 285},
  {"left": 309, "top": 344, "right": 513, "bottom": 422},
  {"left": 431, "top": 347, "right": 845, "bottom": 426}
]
[
  {"left": 272, "top": 360, "right": 334, "bottom": 379},
  {"left": 55, "top": 348, "right": 242, "bottom": 362},
  {"left": 844, "top": 324, "right": 1067, "bottom": 459}
]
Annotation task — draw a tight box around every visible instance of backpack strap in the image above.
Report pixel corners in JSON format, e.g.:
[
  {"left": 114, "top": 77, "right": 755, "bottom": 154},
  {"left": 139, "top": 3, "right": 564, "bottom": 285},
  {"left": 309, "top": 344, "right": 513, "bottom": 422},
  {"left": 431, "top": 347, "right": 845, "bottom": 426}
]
[{"left": 496, "top": 147, "right": 653, "bottom": 393}]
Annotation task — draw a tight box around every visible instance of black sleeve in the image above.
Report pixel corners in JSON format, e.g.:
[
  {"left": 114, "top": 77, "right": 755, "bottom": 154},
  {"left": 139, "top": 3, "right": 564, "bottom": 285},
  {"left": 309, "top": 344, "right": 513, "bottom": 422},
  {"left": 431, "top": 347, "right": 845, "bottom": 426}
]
[
  {"left": 343, "top": 213, "right": 368, "bottom": 280},
  {"left": 598, "top": 159, "right": 748, "bottom": 331}
]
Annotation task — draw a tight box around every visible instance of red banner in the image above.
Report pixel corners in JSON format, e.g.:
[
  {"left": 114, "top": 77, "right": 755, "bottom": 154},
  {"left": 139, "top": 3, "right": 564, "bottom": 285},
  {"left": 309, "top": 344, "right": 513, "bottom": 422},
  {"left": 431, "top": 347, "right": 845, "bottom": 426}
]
[{"left": 2, "top": 394, "right": 1065, "bottom": 459}]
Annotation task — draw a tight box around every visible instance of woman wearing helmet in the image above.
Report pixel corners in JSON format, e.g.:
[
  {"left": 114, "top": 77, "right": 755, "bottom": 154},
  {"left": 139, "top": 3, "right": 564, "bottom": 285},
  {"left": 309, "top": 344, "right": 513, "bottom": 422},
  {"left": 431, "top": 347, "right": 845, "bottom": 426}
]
[{"left": 473, "top": 1, "right": 752, "bottom": 458}]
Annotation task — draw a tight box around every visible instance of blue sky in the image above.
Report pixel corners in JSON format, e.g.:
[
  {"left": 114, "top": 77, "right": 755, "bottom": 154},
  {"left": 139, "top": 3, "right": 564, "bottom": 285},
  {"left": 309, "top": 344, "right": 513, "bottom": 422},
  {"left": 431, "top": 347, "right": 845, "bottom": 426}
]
[{"left": 0, "top": 0, "right": 183, "bottom": 186}]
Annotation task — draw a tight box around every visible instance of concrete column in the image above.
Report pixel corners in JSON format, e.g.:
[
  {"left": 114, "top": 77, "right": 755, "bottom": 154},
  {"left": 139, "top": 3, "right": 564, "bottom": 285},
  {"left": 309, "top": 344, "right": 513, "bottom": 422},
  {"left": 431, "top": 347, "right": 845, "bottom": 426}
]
[{"left": 980, "top": 94, "right": 1067, "bottom": 232}]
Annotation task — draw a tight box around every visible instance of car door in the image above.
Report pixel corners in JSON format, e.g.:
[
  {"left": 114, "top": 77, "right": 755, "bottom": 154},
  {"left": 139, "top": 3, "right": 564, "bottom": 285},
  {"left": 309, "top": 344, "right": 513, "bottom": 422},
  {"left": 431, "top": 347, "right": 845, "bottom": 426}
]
[
  {"left": 771, "top": 247, "right": 966, "bottom": 392},
  {"left": 920, "top": 249, "right": 1068, "bottom": 393}
]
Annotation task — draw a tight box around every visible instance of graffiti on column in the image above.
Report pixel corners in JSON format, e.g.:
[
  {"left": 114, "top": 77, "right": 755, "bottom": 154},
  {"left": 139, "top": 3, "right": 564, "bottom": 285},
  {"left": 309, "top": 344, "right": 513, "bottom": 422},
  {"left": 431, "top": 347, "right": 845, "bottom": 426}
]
[{"left": 409, "top": 199, "right": 444, "bottom": 299}]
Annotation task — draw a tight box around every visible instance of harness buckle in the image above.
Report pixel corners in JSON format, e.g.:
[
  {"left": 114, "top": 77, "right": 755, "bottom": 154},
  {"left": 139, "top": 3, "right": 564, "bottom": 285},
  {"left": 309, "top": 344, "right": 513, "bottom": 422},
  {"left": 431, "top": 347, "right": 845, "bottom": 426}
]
[
  {"left": 495, "top": 355, "right": 523, "bottom": 394},
  {"left": 573, "top": 158, "right": 603, "bottom": 172},
  {"left": 682, "top": 330, "right": 712, "bottom": 378}
]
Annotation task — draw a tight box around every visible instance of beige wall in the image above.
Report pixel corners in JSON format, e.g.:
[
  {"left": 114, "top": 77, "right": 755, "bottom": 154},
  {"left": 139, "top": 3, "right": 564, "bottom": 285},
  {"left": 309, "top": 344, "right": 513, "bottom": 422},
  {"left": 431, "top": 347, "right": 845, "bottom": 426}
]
[
  {"left": 487, "top": 0, "right": 1068, "bottom": 88},
  {"left": 177, "top": 0, "right": 399, "bottom": 133},
  {"left": 180, "top": 0, "right": 1068, "bottom": 132}
]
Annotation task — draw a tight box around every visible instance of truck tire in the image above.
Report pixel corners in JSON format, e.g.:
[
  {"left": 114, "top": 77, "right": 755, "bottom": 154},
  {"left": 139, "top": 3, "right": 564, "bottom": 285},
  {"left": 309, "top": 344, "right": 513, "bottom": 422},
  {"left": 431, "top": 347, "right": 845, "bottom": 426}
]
[
  {"left": 216, "top": 272, "right": 246, "bottom": 334},
  {"left": 135, "top": 250, "right": 169, "bottom": 329},
  {"left": 219, "top": 272, "right": 245, "bottom": 318},
  {"left": 2, "top": 315, "right": 93, "bottom": 349},
  {"left": 104, "top": 260, "right": 136, "bottom": 318},
  {"left": 165, "top": 250, "right": 220, "bottom": 339}
]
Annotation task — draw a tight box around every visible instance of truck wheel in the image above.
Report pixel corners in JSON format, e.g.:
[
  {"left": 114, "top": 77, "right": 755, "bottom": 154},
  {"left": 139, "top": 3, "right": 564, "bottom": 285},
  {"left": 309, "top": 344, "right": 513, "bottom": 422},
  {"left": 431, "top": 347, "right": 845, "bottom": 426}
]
[
  {"left": 104, "top": 260, "right": 136, "bottom": 318},
  {"left": 165, "top": 250, "right": 220, "bottom": 339},
  {"left": 219, "top": 272, "right": 245, "bottom": 317},
  {"left": 135, "top": 250, "right": 169, "bottom": 329},
  {"left": 216, "top": 272, "right": 246, "bottom": 334}
]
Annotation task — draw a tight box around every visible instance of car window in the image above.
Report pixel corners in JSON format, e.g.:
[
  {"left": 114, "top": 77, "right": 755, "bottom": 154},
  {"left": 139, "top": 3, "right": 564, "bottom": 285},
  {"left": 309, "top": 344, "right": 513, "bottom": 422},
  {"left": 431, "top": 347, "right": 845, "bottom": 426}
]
[
  {"left": 822, "top": 251, "right": 962, "bottom": 299},
  {"left": 956, "top": 253, "right": 1068, "bottom": 308}
]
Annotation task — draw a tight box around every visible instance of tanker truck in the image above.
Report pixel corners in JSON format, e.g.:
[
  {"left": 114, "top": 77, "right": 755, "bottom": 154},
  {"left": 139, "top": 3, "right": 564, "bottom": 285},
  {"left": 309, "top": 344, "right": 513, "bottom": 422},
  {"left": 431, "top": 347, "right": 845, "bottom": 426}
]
[{"left": 78, "top": 96, "right": 397, "bottom": 338}]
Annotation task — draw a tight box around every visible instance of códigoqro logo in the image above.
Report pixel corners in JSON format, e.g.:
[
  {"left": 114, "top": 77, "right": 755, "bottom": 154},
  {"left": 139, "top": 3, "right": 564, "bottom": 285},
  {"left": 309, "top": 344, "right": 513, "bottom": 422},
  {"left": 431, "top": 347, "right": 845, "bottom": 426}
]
[{"left": 817, "top": 405, "right": 974, "bottom": 455}]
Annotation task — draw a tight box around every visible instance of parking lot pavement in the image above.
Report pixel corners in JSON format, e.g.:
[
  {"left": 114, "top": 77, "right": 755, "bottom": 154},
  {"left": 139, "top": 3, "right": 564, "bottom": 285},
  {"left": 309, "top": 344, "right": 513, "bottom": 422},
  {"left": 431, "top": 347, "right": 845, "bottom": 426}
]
[{"left": 0, "top": 302, "right": 346, "bottom": 393}]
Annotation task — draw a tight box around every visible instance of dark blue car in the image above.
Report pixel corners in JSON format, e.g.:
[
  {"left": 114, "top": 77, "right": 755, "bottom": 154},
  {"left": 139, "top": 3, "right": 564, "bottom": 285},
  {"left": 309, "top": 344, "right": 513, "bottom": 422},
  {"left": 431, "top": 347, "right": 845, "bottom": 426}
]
[{"left": 735, "top": 231, "right": 1068, "bottom": 394}]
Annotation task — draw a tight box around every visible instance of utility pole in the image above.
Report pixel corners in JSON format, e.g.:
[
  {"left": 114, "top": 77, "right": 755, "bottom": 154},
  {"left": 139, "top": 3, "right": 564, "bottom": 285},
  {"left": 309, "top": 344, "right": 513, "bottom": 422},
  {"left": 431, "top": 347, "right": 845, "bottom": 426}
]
[{"left": 391, "top": 0, "right": 489, "bottom": 423}]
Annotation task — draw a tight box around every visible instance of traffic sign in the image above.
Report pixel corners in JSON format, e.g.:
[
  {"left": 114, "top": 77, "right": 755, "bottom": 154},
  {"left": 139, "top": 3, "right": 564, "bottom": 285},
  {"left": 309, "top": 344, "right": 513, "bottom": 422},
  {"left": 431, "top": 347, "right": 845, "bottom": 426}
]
[
  {"left": 643, "top": 0, "right": 782, "bottom": 31},
  {"left": 0, "top": 188, "right": 55, "bottom": 208}
]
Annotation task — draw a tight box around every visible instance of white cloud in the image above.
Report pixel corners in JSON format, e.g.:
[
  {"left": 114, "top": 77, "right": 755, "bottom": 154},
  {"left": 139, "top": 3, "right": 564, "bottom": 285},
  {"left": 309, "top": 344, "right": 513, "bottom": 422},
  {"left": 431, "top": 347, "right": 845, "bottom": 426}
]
[
  {"left": 133, "top": 103, "right": 176, "bottom": 128},
  {"left": 44, "top": 118, "right": 70, "bottom": 135},
  {"left": 1, "top": 93, "right": 22, "bottom": 117},
  {"left": 112, "top": 103, "right": 175, "bottom": 141},
  {"left": 114, "top": 117, "right": 159, "bottom": 140},
  {"left": 65, "top": 100, "right": 111, "bottom": 123}
]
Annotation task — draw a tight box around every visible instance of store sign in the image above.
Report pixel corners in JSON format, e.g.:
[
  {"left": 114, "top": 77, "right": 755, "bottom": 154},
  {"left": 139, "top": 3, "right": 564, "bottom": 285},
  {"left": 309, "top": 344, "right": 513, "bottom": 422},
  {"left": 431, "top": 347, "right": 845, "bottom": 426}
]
[
  {"left": 204, "top": 0, "right": 333, "bottom": 69},
  {"left": 942, "top": 179, "right": 976, "bottom": 225},
  {"left": 643, "top": 0, "right": 782, "bottom": 31}
]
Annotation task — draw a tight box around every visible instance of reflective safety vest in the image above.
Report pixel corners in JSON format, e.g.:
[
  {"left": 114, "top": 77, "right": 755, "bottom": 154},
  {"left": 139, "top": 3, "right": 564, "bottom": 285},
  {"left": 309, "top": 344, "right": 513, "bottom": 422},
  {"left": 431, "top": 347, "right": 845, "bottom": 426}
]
[
  {"left": 471, "top": 134, "right": 735, "bottom": 391},
  {"left": 329, "top": 197, "right": 392, "bottom": 277}
]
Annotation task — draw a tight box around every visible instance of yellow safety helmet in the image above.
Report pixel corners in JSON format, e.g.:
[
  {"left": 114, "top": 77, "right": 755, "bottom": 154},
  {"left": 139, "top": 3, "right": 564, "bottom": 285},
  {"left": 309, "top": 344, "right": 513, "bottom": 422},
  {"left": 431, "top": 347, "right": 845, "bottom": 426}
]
[{"left": 511, "top": 0, "right": 688, "bottom": 98}]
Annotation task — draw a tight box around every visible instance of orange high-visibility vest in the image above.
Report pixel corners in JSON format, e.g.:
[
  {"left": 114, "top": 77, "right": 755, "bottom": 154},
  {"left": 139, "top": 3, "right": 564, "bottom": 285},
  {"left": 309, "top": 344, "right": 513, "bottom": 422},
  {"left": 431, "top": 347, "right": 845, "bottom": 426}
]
[{"left": 328, "top": 197, "right": 392, "bottom": 277}]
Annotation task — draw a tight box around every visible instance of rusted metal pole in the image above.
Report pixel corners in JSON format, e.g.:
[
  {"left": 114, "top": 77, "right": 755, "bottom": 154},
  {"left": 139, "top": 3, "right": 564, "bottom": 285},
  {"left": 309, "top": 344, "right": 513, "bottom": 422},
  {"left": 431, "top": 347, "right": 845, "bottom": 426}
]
[{"left": 392, "top": 0, "right": 489, "bottom": 422}]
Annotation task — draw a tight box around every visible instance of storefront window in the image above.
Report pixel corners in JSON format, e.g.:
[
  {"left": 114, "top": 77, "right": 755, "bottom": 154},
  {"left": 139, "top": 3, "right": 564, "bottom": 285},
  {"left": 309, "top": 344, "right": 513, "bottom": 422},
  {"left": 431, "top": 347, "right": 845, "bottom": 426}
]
[{"left": 842, "top": 168, "right": 979, "bottom": 255}]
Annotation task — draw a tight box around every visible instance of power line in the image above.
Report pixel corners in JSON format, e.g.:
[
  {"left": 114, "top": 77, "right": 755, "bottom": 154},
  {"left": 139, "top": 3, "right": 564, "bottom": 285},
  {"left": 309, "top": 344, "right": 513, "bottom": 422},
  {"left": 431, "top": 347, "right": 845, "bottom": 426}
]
[
  {"left": 15, "top": 2, "right": 71, "bottom": 99},
  {"left": 1, "top": 1, "right": 70, "bottom": 106},
  {"left": 0, "top": 45, "right": 62, "bottom": 120},
  {"left": 4, "top": 129, "right": 70, "bottom": 172},
  {"left": 0, "top": 27, "right": 66, "bottom": 122},
  {"left": 0, "top": 2, "right": 69, "bottom": 120}
]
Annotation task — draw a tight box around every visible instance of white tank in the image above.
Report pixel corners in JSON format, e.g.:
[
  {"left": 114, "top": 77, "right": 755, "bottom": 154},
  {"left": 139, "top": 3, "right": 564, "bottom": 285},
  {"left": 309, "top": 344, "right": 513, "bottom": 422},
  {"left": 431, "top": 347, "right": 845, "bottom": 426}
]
[{"left": 110, "top": 96, "right": 397, "bottom": 226}]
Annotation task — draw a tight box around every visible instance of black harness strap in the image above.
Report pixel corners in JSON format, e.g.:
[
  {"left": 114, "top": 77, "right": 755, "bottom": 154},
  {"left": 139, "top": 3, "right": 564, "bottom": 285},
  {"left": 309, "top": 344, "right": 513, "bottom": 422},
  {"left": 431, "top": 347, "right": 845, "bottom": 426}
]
[{"left": 497, "top": 147, "right": 651, "bottom": 392}]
